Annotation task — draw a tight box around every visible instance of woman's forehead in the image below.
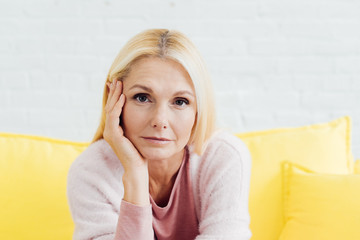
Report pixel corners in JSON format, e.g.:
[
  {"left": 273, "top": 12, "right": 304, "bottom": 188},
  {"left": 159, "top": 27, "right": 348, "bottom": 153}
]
[{"left": 124, "top": 57, "right": 195, "bottom": 93}]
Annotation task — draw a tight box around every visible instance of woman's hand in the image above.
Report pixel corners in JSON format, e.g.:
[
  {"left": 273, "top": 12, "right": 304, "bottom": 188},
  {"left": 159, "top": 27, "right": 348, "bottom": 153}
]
[
  {"left": 103, "top": 80, "right": 149, "bottom": 206},
  {"left": 103, "top": 80, "right": 146, "bottom": 170}
]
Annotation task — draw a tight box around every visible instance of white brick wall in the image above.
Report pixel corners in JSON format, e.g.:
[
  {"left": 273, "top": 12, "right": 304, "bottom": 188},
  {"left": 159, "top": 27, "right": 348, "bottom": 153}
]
[{"left": 1, "top": 0, "right": 359, "bottom": 159}]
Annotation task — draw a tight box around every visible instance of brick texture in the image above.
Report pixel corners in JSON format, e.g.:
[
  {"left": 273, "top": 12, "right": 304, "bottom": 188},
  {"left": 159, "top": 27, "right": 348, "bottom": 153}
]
[{"left": 0, "top": 0, "right": 359, "bottom": 159}]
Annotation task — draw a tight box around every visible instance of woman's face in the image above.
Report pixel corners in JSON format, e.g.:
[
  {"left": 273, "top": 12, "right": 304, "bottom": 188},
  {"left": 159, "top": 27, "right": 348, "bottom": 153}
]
[{"left": 121, "top": 57, "right": 197, "bottom": 161}]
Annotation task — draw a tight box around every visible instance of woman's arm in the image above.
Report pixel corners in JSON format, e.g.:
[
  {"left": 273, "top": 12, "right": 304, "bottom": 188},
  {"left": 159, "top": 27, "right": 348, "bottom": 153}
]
[
  {"left": 195, "top": 133, "right": 252, "bottom": 240},
  {"left": 67, "top": 149, "right": 154, "bottom": 240},
  {"left": 103, "top": 80, "right": 154, "bottom": 239},
  {"left": 103, "top": 80, "right": 149, "bottom": 206},
  {"left": 67, "top": 80, "right": 155, "bottom": 240}
]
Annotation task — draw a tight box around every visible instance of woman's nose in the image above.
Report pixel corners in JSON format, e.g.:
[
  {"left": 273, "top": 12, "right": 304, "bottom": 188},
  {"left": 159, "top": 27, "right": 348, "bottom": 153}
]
[{"left": 151, "top": 104, "right": 168, "bottom": 129}]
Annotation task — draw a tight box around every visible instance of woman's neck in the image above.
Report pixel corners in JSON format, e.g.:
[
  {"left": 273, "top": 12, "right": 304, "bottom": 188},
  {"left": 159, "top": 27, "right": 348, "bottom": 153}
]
[{"left": 147, "top": 149, "right": 185, "bottom": 206}]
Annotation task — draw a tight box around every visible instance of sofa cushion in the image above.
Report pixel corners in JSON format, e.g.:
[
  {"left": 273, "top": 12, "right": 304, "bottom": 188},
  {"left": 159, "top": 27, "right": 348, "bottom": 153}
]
[
  {"left": 236, "top": 116, "right": 353, "bottom": 240},
  {"left": 279, "top": 162, "right": 360, "bottom": 240},
  {"left": 0, "top": 133, "right": 88, "bottom": 239}
]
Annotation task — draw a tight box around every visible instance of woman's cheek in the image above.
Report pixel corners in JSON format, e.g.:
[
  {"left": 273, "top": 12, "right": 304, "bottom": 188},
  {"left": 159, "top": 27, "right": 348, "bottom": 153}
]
[{"left": 176, "top": 108, "right": 196, "bottom": 132}]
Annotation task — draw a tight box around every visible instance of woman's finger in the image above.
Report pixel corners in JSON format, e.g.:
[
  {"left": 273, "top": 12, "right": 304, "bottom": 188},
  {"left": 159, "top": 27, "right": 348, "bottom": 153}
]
[
  {"left": 105, "top": 81, "right": 115, "bottom": 111},
  {"left": 114, "top": 94, "right": 126, "bottom": 125},
  {"left": 107, "top": 80, "right": 123, "bottom": 112},
  {"left": 105, "top": 80, "right": 119, "bottom": 112}
]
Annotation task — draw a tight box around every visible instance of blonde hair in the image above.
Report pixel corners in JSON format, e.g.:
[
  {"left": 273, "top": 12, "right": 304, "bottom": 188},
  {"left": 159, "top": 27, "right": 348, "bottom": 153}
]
[{"left": 92, "top": 29, "right": 216, "bottom": 155}]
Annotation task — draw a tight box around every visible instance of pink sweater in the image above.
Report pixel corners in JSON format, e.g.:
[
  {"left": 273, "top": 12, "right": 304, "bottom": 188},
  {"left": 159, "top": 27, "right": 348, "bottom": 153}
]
[{"left": 67, "top": 131, "right": 252, "bottom": 240}]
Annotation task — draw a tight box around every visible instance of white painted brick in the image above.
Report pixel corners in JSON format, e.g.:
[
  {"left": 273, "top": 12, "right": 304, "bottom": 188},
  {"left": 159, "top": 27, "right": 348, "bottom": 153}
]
[
  {"left": 9, "top": 90, "right": 71, "bottom": 109},
  {"left": 20, "top": 1, "right": 81, "bottom": 18},
  {"left": 144, "top": 2, "right": 258, "bottom": 21},
  {"left": 259, "top": 74, "right": 294, "bottom": 90},
  {"left": 231, "top": 90, "right": 301, "bottom": 111},
  {"left": 0, "top": 91, "right": 10, "bottom": 108},
  {"left": 257, "top": 2, "right": 360, "bottom": 20},
  {"left": 84, "top": 109, "right": 102, "bottom": 130},
  {"left": 240, "top": 112, "right": 277, "bottom": 132},
  {"left": 208, "top": 56, "right": 278, "bottom": 75},
  {"left": 217, "top": 91, "right": 301, "bottom": 113},
  {"left": 278, "top": 22, "right": 335, "bottom": 39},
  {"left": 1, "top": 72, "right": 29, "bottom": 89},
  {"left": 0, "top": 1, "right": 22, "bottom": 18},
  {"left": 82, "top": 1, "right": 257, "bottom": 20},
  {"left": 336, "top": 57, "right": 360, "bottom": 73},
  {"left": 0, "top": 37, "right": 15, "bottom": 54},
  {"left": 273, "top": 110, "right": 314, "bottom": 126},
  {"left": 103, "top": 19, "right": 156, "bottom": 38},
  {"left": 44, "top": 19, "right": 103, "bottom": 37},
  {"left": 215, "top": 92, "right": 246, "bottom": 113},
  {"left": 278, "top": 57, "right": 335, "bottom": 74},
  {"left": 301, "top": 112, "right": 337, "bottom": 126},
  {"left": 0, "top": 19, "right": 20, "bottom": 35},
  {"left": 317, "top": 3, "right": 360, "bottom": 19},
  {"left": 59, "top": 73, "right": 88, "bottom": 90},
  {"left": 93, "top": 37, "right": 127, "bottom": 56},
  {"left": 195, "top": 38, "right": 248, "bottom": 58},
  {"left": 257, "top": 3, "right": 321, "bottom": 19},
  {"left": 0, "top": 0, "right": 359, "bottom": 159},
  {"left": 216, "top": 109, "right": 244, "bottom": 134},
  {"left": 292, "top": 75, "right": 325, "bottom": 91},
  {"left": 331, "top": 22, "right": 360, "bottom": 37},
  {"left": 29, "top": 71, "right": 61, "bottom": 89},
  {"left": 29, "top": 71, "right": 95, "bottom": 92},
  {"left": 80, "top": 1, "right": 144, "bottom": 18},
  {"left": 11, "top": 37, "right": 46, "bottom": 55},
  {"left": 352, "top": 76, "right": 360, "bottom": 90},
  {"left": 44, "top": 55, "right": 99, "bottom": 73},
  {"left": 68, "top": 91, "right": 102, "bottom": 109},
  {"left": 292, "top": 74, "right": 356, "bottom": 92},
  {"left": 88, "top": 73, "right": 108, "bottom": 92},
  {"left": 212, "top": 74, "right": 261, "bottom": 92},
  {"left": 301, "top": 92, "right": 360, "bottom": 110},
  {"left": 321, "top": 75, "right": 355, "bottom": 92},
  {"left": 249, "top": 38, "right": 359, "bottom": 56},
  {"left": 44, "top": 37, "right": 77, "bottom": 55},
  {"left": 27, "top": 109, "right": 85, "bottom": 128},
  {"left": 13, "top": 19, "right": 46, "bottom": 36},
  {"left": 0, "top": 54, "right": 45, "bottom": 71},
  {"left": 0, "top": 109, "right": 28, "bottom": 130}
]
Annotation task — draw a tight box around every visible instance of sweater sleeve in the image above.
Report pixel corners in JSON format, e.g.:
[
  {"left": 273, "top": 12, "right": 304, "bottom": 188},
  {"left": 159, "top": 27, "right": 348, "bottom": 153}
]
[
  {"left": 194, "top": 132, "right": 252, "bottom": 240},
  {"left": 66, "top": 141, "right": 155, "bottom": 240},
  {"left": 115, "top": 201, "right": 154, "bottom": 239}
]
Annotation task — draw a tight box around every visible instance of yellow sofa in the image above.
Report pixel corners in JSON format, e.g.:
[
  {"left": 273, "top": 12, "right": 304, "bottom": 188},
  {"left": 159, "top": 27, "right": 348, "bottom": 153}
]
[{"left": 1, "top": 116, "right": 359, "bottom": 240}]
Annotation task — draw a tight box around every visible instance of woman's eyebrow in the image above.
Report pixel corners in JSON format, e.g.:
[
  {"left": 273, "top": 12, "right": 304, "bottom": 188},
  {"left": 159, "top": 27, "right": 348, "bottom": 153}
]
[
  {"left": 174, "top": 90, "right": 195, "bottom": 98},
  {"left": 129, "top": 84, "right": 153, "bottom": 93},
  {"left": 129, "top": 84, "right": 194, "bottom": 97}
]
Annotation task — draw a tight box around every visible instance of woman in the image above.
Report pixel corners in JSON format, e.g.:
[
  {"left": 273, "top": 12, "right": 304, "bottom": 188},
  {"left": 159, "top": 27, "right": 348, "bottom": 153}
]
[{"left": 67, "top": 29, "right": 252, "bottom": 240}]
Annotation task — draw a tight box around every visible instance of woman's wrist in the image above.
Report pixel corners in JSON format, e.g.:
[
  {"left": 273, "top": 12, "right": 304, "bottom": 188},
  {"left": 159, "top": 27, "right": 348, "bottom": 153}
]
[{"left": 122, "top": 170, "right": 150, "bottom": 206}]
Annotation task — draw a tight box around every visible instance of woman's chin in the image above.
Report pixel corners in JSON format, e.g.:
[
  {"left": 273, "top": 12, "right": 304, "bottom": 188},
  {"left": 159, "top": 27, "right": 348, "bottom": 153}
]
[
  {"left": 137, "top": 146, "right": 183, "bottom": 162},
  {"left": 139, "top": 149, "right": 171, "bottom": 161}
]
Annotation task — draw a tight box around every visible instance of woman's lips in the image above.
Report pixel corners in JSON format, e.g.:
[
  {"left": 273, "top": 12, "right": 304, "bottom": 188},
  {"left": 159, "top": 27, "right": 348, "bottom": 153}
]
[{"left": 142, "top": 137, "right": 172, "bottom": 144}]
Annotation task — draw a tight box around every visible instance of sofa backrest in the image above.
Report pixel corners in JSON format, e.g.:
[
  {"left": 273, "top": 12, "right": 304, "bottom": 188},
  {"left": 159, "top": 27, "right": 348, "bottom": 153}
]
[
  {"left": 236, "top": 116, "right": 353, "bottom": 240},
  {"left": 0, "top": 116, "right": 354, "bottom": 240},
  {"left": 0, "top": 133, "right": 89, "bottom": 239}
]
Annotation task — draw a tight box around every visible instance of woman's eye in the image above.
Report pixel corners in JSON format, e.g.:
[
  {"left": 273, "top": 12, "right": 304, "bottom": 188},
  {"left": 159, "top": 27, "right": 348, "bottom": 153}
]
[
  {"left": 134, "top": 94, "right": 149, "bottom": 103},
  {"left": 174, "top": 98, "right": 189, "bottom": 107}
]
